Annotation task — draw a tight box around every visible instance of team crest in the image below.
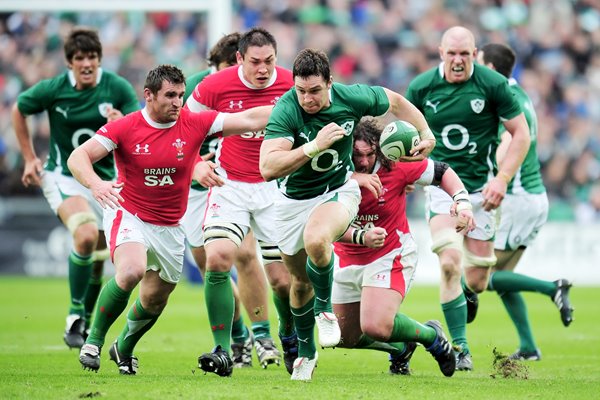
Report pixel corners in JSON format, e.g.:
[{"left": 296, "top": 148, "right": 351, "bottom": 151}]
[
  {"left": 172, "top": 138, "right": 187, "bottom": 160},
  {"left": 340, "top": 121, "right": 355, "bottom": 136},
  {"left": 98, "top": 102, "right": 113, "bottom": 118},
  {"left": 470, "top": 99, "right": 485, "bottom": 114}
]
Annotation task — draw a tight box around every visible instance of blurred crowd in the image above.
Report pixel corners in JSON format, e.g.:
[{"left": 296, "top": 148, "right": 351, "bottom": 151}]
[{"left": 0, "top": 0, "right": 599, "bottom": 222}]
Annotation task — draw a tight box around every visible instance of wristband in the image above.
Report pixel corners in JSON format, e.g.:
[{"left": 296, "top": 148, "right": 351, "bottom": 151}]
[
  {"left": 452, "top": 189, "right": 472, "bottom": 212},
  {"left": 496, "top": 171, "right": 512, "bottom": 184},
  {"left": 351, "top": 228, "right": 367, "bottom": 245},
  {"left": 302, "top": 140, "right": 320, "bottom": 158},
  {"left": 418, "top": 127, "right": 436, "bottom": 141},
  {"left": 452, "top": 188, "right": 469, "bottom": 203}
]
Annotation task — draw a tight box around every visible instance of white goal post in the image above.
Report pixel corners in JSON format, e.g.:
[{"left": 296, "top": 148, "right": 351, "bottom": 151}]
[{"left": 0, "top": 0, "right": 232, "bottom": 47}]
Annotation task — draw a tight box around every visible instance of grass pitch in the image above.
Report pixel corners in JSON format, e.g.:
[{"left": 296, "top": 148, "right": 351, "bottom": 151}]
[{"left": 0, "top": 276, "right": 598, "bottom": 399}]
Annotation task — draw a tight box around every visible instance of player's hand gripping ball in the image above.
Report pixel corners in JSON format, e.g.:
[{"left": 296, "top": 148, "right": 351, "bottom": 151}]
[{"left": 379, "top": 120, "right": 421, "bottom": 161}]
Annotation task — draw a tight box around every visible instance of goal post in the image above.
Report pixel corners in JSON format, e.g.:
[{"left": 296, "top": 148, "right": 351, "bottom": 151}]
[{"left": 0, "top": 0, "right": 232, "bottom": 47}]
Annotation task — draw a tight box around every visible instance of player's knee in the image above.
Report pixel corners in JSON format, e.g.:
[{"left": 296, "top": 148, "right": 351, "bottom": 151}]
[
  {"left": 291, "top": 280, "right": 313, "bottom": 299},
  {"left": 205, "top": 250, "right": 234, "bottom": 272},
  {"left": 116, "top": 260, "right": 146, "bottom": 287},
  {"left": 303, "top": 236, "right": 330, "bottom": 265},
  {"left": 270, "top": 278, "right": 290, "bottom": 298},
  {"left": 361, "top": 319, "right": 392, "bottom": 342}
]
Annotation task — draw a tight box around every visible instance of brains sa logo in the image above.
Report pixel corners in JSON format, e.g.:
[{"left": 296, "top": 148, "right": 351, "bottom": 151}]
[{"left": 340, "top": 121, "right": 355, "bottom": 136}]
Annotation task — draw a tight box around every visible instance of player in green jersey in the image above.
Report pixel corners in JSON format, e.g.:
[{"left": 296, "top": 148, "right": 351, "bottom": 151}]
[
  {"left": 405, "top": 26, "right": 531, "bottom": 371},
  {"left": 260, "top": 48, "right": 435, "bottom": 381},
  {"left": 477, "top": 43, "right": 574, "bottom": 361},
  {"left": 11, "top": 27, "right": 139, "bottom": 350}
]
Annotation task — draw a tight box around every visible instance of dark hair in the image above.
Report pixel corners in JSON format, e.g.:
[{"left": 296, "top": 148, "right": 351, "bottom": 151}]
[
  {"left": 144, "top": 64, "right": 185, "bottom": 94},
  {"left": 480, "top": 43, "right": 516, "bottom": 78},
  {"left": 238, "top": 27, "right": 277, "bottom": 57},
  {"left": 292, "top": 48, "right": 331, "bottom": 80},
  {"left": 354, "top": 117, "right": 392, "bottom": 171},
  {"left": 208, "top": 32, "right": 242, "bottom": 67},
  {"left": 64, "top": 27, "right": 102, "bottom": 61}
]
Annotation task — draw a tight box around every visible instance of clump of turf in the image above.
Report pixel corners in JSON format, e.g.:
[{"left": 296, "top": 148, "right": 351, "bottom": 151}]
[{"left": 490, "top": 347, "right": 529, "bottom": 379}]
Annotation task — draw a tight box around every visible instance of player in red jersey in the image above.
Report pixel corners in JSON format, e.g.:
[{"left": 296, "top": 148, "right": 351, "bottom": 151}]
[
  {"left": 67, "top": 64, "right": 271, "bottom": 376},
  {"left": 332, "top": 118, "right": 475, "bottom": 377},
  {"left": 187, "top": 28, "right": 297, "bottom": 375}
]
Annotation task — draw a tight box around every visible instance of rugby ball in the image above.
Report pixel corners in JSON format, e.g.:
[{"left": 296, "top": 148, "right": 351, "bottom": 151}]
[{"left": 379, "top": 120, "right": 420, "bottom": 161}]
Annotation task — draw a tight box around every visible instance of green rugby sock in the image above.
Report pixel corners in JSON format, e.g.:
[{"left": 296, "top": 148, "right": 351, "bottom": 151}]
[
  {"left": 390, "top": 313, "right": 437, "bottom": 347},
  {"left": 489, "top": 270, "right": 555, "bottom": 296},
  {"left": 292, "top": 297, "right": 316, "bottom": 358},
  {"left": 441, "top": 293, "right": 469, "bottom": 354},
  {"left": 84, "top": 276, "right": 102, "bottom": 326},
  {"left": 251, "top": 320, "right": 271, "bottom": 340},
  {"left": 231, "top": 317, "right": 249, "bottom": 343},
  {"left": 204, "top": 271, "right": 234, "bottom": 350},
  {"left": 498, "top": 291, "right": 538, "bottom": 352},
  {"left": 354, "top": 334, "right": 408, "bottom": 357},
  {"left": 117, "top": 297, "right": 159, "bottom": 357},
  {"left": 87, "top": 278, "right": 131, "bottom": 347},
  {"left": 68, "top": 251, "right": 93, "bottom": 317},
  {"left": 306, "top": 253, "right": 334, "bottom": 315},
  {"left": 273, "top": 293, "right": 294, "bottom": 337}
]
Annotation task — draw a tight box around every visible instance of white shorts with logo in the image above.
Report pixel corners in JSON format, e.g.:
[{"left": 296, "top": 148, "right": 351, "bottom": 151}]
[
  {"left": 425, "top": 185, "right": 496, "bottom": 241},
  {"left": 203, "top": 178, "right": 279, "bottom": 244},
  {"left": 41, "top": 170, "right": 104, "bottom": 224},
  {"left": 495, "top": 192, "right": 548, "bottom": 251},
  {"left": 103, "top": 207, "right": 185, "bottom": 284},
  {"left": 181, "top": 188, "right": 209, "bottom": 247},
  {"left": 332, "top": 233, "right": 418, "bottom": 304},
  {"left": 275, "top": 179, "right": 361, "bottom": 256}
]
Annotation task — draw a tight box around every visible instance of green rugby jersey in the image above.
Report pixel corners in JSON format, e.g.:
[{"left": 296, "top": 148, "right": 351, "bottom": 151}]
[
  {"left": 500, "top": 79, "right": 545, "bottom": 194},
  {"left": 184, "top": 68, "right": 219, "bottom": 192},
  {"left": 265, "top": 82, "right": 389, "bottom": 199},
  {"left": 17, "top": 69, "right": 139, "bottom": 180},
  {"left": 406, "top": 63, "right": 522, "bottom": 192}
]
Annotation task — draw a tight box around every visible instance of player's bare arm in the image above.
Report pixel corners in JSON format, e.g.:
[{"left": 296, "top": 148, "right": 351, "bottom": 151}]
[
  {"left": 260, "top": 122, "right": 346, "bottom": 181},
  {"left": 482, "top": 113, "right": 530, "bottom": 211},
  {"left": 221, "top": 105, "right": 274, "bottom": 136},
  {"left": 337, "top": 226, "right": 388, "bottom": 248},
  {"left": 352, "top": 172, "right": 383, "bottom": 198},
  {"left": 383, "top": 88, "right": 436, "bottom": 161},
  {"left": 67, "top": 139, "right": 124, "bottom": 209},
  {"left": 11, "top": 104, "right": 43, "bottom": 187}
]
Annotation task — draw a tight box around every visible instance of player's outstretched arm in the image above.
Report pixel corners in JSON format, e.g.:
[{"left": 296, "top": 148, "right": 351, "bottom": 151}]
[
  {"left": 222, "top": 105, "right": 274, "bottom": 136},
  {"left": 68, "top": 139, "right": 123, "bottom": 209}
]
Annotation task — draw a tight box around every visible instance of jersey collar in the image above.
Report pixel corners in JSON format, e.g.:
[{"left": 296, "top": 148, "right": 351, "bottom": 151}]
[
  {"left": 141, "top": 107, "right": 177, "bottom": 129},
  {"left": 238, "top": 65, "right": 278, "bottom": 89},
  {"left": 68, "top": 68, "right": 103, "bottom": 87}
]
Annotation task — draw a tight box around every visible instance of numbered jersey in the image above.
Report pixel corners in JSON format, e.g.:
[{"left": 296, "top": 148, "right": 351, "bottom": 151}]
[
  {"left": 188, "top": 65, "right": 293, "bottom": 183},
  {"left": 184, "top": 68, "right": 220, "bottom": 192},
  {"left": 501, "top": 79, "right": 545, "bottom": 194},
  {"left": 265, "top": 83, "right": 390, "bottom": 199},
  {"left": 95, "top": 108, "right": 219, "bottom": 225},
  {"left": 334, "top": 159, "right": 429, "bottom": 267},
  {"left": 16, "top": 69, "right": 139, "bottom": 180},
  {"left": 406, "top": 63, "right": 521, "bottom": 192}
]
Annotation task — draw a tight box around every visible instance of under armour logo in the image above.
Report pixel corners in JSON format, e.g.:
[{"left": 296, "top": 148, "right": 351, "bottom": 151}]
[
  {"left": 55, "top": 106, "right": 69, "bottom": 119},
  {"left": 135, "top": 144, "right": 149, "bottom": 153},
  {"left": 229, "top": 100, "right": 243, "bottom": 109},
  {"left": 425, "top": 100, "right": 440, "bottom": 113}
]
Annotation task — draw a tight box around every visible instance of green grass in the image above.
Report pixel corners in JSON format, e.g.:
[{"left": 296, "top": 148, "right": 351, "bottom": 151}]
[{"left": 1, "top": 277, "right": 598, "bottom": 399}]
